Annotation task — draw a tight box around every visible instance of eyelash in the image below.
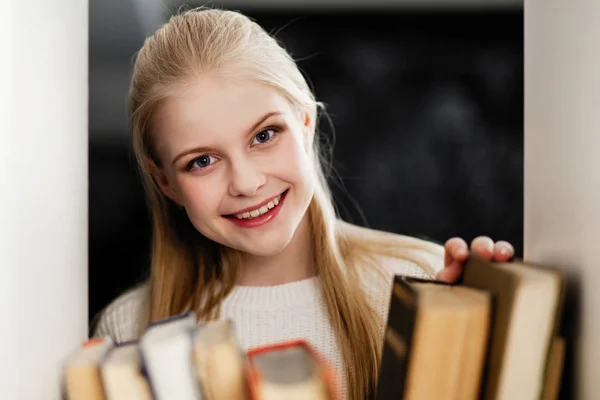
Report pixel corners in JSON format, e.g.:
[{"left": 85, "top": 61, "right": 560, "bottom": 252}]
[
  {"left": 186, "top": 127, "right": 282, "bottom": 171},
  {"left": 251, "top": 127, "right": 279, "bottom": 146},
  {"left": 186, "top": 154, "right": 217, "bottom": 171}
]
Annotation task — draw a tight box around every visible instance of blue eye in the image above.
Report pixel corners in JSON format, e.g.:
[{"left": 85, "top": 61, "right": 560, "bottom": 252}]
[
  {"left": 252, "top": 129, "right": 276, "bottom": 145},
  {"left": 188, "top": 155, "right": 217, "bottom": 170}
]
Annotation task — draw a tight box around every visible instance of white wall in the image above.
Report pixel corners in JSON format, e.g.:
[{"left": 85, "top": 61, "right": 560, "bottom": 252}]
[
  {"left": 0, "top": 1, "right": 89, "bottom": 399},
  {"left": 524, "top": 1, "right": 600, "bottom": 398}
]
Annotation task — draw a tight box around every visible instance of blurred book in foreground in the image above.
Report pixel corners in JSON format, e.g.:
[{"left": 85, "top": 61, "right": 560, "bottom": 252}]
[
  {"left": 139, "top": 312, "right": 200, "bottom": 399},
  {"left": 247, "top": 340, "right": 340, "bottom": 400},
  {"left": 193, "top": 319, "right": 248, "bottom": 399},
  {"left": 61, "top": 315, "right": 339, "bottom": 400},
  {"left": 62, "top": 337, "right": 114, "bottom": 400},
  {"left": 101, "top": 340, "right": 152, "bottom": 400}
]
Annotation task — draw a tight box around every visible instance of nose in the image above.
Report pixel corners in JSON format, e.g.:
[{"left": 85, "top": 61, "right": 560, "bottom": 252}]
[{"left": 228, "top": 156, "right": 266, "bottom": 197}]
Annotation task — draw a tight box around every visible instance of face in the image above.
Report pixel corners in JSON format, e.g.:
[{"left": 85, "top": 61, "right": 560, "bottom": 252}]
[{"left": 150, "top": 75, "right": 316, "bottom": 257}]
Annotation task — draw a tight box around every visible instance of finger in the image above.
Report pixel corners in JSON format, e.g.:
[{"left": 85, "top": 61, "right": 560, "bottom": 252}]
[
  {"left": 493, "top": 240, "right": 515, "bottom": 262},
  {"left": 470, "top": 236, "right": 495, "bottom": 260},
  {"left": 436, "top": 260, "right": 463, "bottom": 283},
  {"left": 444, "top": 237, "right": 469, "bottom": 267}
]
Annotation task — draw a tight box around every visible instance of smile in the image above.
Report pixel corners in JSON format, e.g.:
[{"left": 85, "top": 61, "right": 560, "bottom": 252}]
[
  {"left": 233, "top": 193, "right": 282, "bottom": 220},
  {"left": 224, "top": 190, "right": 288, "bottom": 228}
]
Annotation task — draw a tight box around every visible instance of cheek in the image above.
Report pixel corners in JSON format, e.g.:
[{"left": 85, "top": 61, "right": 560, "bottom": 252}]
[
  {"left": 272, "top": 133, "right": 315, "bottom": 189},
  {"left": 175, "top": 175, "right": 224, "bottom": 216}
]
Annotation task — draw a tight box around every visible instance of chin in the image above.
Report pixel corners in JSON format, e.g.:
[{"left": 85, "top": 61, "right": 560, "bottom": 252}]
[{"left": 234, "top": 234, "right": 294, "bottom": 257}]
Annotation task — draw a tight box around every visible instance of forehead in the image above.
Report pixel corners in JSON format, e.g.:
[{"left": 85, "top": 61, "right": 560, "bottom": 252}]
[{"left": 152, "top": 75, "right": 294, "bottom": 153}]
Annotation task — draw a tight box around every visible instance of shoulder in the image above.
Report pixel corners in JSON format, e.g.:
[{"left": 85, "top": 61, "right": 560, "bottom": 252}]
[
  {"left": 376, "top": 253, "right": 443, "bottom": 280},
  {"left": 337, "top": 220, "right": 445, "bottom": 278},
  {"left": 93, "top": 283, "right": 148, "bottom": 343}
]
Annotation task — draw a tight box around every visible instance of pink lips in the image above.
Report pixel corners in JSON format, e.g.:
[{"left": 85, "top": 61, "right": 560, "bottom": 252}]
[
  {"left": 225, "top": 190, "right": 288, "bottom": 229},
  {"left": 228, "top": 192, "right": 283, "bottom": 216}
]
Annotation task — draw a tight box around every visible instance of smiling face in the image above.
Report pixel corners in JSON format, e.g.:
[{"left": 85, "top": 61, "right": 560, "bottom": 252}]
[{"left": 149, "top": 74, "right": 316, "bottom": 257}]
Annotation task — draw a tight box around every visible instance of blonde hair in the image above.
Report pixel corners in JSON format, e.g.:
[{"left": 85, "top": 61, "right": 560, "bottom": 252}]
[{"left": 128, "top": 8, "right": 443, "bottom": 399}]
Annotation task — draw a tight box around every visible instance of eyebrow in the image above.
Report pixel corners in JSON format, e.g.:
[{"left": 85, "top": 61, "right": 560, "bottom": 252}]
[{"left": 171, "top": 111, "right": 284, "bottom": 166}]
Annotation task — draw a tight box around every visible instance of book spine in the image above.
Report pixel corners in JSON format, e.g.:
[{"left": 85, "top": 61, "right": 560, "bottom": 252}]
[{"left": 375, "top": 280, "right": 418, "bottom": 400}]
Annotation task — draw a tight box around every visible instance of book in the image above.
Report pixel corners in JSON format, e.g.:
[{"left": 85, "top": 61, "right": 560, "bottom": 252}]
[
  {"left": 139, "top": 312, "right": 201, "bottom": 400},
  {"left": 247, "top": 340, "right": 340, "bottom": 400},
  {"left": 63, "top": 337, "right": 114, "bottom": 400},
  {"left": 542, "top": 337, "right": 566, "bottom": 400},
  {"left": 460, "top": 254, "right": 565, "bottom": 399},
  {"left": 376, "top": 277, "right": 491, "bottom": 400},
  {"left": 192, "top": 319, "right": 248, "bottom": 399},
  {"left": 100, "top": 340, "right": 152, "bottom": 400}
]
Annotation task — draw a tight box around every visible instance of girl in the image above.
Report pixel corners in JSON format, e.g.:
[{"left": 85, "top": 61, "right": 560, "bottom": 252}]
[{"left": 94, "top": 8, "right": 514, "bottom": 399}]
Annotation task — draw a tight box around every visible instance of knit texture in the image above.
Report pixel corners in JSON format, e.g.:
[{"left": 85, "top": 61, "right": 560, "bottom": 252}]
[{"left": 94, "top": 251, "right": 444, "bottom": 396}]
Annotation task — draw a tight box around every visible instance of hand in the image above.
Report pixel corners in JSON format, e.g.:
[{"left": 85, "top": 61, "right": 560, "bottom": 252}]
[{"left": 436, "top": 236, "right": 515, "bottom": 283}]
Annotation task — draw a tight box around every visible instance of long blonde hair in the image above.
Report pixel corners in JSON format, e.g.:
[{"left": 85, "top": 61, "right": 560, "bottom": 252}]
[{"left": 128, "top": 8, "right": 442, "bottom": 399}]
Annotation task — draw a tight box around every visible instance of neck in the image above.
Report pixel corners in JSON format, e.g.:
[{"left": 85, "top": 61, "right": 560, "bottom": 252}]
[{"left": 238, "top": 212, "right": 315, "bottom": 286}]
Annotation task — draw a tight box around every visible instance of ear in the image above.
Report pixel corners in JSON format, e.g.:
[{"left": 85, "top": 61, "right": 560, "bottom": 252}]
[
  {"left": 301, "top": 108, "right": 315, "bottom": 151},
  {"left": 145, "top": 156, "right": 184, "bottom": 207}
]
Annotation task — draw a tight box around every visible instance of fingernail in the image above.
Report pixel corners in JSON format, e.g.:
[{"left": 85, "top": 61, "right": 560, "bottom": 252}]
[{"left": 498, "top": 243, "right": 513, "bottom": 257}]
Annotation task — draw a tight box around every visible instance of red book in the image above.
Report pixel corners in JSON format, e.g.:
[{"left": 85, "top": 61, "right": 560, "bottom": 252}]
[{"left": 246, "top": 340, "right": 341, "bottom": 400}]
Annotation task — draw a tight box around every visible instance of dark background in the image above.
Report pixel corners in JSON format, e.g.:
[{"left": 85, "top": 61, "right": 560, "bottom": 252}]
[{"left": 89, "top": 1, "right": 523, "bottom": 324}]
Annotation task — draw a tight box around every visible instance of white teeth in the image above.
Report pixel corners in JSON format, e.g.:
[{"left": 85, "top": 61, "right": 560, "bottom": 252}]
[{"left": 233, "top": 193, "right": 283, "bottom": 220}]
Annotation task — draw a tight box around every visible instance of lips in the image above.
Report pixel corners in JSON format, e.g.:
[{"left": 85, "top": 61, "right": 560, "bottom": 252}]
[
  {"left": 223, "top": 190, "right": 288, "bottom": 228},
  {"left": 224, "top": 190, "right": 287, "bottom": 220},
  {"left": 233, "top": 193, "right": 283, "bottom": 220}
]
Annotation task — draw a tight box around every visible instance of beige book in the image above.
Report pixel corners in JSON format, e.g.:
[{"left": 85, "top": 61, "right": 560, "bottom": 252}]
[
  {"left": 63, "top": 337, "right": 114, "bottom": 400},
  {"left": 404, "top": 282, "right": 491, "bottom": 400},
  {"left": 100, "top": 341, "right": 152, "bottom": 400},
  {"left": 193, "top": 320, "right": 248, "bottom": 399},
  {"left": 376, "top": 277, "right": 491, "bottom": 400},
  {"left": 462, "top": 255, "right": 565, "bottom": 400}
]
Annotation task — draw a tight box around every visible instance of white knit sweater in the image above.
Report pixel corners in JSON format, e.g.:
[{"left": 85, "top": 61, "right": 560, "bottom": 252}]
[{"left": 94, "top": 251, "right": 443, "bottom": 396}]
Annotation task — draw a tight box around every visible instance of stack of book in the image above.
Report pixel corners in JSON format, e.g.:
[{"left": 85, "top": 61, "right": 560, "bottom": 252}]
[
  {"left": 62, "top": 317, "right": 339, "bottom": 399},
  {"left": 62, "top": 255, "right": 565, "bottom": 399},
  {"left": 377, "top": 254, "right": 566, "bottom": 400}
]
